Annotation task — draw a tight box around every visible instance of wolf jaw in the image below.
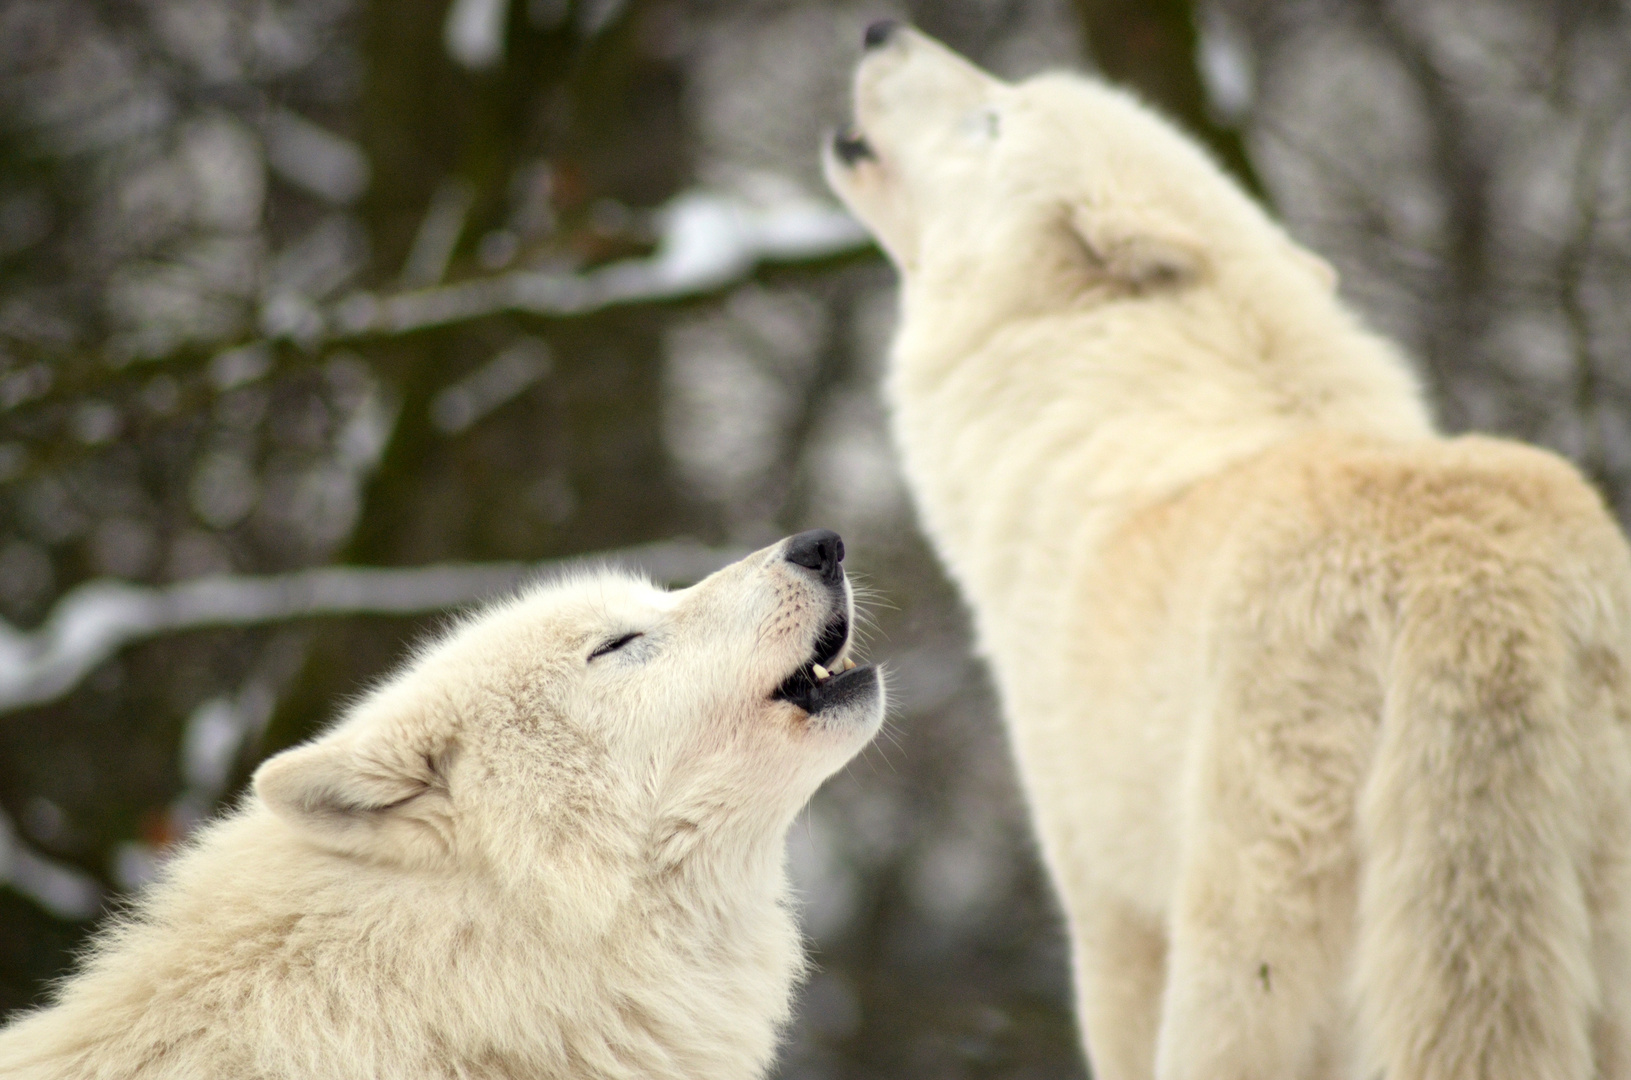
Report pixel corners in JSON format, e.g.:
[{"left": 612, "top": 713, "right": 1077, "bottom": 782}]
[{"left": 770, "top": 603, "right": 871, "bottom": 714}]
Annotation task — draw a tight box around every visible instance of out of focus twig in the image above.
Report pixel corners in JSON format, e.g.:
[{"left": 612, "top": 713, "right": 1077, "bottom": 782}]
[
  {"left": 325, "top": 189, "right": 871, "bottom": 338},
  {"left": 0, "top": 540, "right": 745, "bottom": 715}
]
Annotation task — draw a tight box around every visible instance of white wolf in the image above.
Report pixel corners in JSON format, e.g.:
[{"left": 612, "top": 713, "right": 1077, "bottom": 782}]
[
  {"left": 826, "top": 23, "right": 1631, "bottom": 1080},
  {"left": 0, "top": 531, "right": 884, "bottom": 1079}
]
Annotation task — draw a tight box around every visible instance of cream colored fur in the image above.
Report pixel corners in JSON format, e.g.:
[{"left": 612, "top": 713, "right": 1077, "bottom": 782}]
[
  {"left": 0, "top": 540, "right": 884, "bottom": 1079},
  {"left": 826, "top": 27, "right": 1631, "bottom": 1080}
]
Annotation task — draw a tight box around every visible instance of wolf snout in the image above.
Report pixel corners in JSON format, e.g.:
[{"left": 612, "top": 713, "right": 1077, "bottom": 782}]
[{"left": 785, "top": 528, "right": 846, "bottom": 587}]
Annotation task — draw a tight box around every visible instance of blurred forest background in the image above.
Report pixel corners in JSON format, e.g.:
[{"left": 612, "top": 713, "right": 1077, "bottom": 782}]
[{"left": 3, "top": 0, "right": 1631, "bottom": 1076}]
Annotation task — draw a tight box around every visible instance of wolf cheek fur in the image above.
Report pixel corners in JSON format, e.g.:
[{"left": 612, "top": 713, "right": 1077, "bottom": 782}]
[
  {"left": 828, "top": 25, "right": 1631, "bottom": 1080},
  {"left": 0, "top": 533, "right": 884, "bottom": 1080}
]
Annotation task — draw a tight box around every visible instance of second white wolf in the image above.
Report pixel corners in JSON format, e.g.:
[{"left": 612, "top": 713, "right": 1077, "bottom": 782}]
[
  {"left": 0, "top": 530, "right": 883, "bottom": 1079},
  {"left": 827, "top": 22, "right": 1631, "bottom": 1080}
]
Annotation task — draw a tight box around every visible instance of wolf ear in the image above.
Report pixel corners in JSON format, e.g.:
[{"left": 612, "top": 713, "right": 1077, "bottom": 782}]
[
  {"left": 1067, "top": 202, "right": 1205, "bottom": 289},
  {"left": 253, "top": 716, "right": 454, "bottom": 866}
]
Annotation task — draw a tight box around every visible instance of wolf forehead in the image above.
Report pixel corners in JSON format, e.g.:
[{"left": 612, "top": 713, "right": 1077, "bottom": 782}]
[
  {"left": 470, "top": 569, "right": 680, "bottom": 650},
  {"left": 384, "top": 571, "right": 662, "bottom": 684},
  {"left": 391, "top": 561, "right": 800, "bottom": 705},
  {"left": 826, "top": 25, "right": 1340, "bottom": 300}
]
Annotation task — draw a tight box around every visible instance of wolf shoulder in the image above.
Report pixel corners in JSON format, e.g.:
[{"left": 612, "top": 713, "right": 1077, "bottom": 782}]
[{"left": 1093, "top": 430, "right": 1631, "bottom": 636}]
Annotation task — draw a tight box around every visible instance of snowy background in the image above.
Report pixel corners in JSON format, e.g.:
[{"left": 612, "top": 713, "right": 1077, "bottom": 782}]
[{"left": 3, "top": 1, "right": 1630, "bottom": 1077}]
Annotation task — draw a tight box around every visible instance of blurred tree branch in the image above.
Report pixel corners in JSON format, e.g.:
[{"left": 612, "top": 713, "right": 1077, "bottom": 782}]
[
  {"left": 0, "top": 540, "right": 743, "bottom": 715},
  {"left": 322, "top": 189, "right": 870, "bottom": 340}
]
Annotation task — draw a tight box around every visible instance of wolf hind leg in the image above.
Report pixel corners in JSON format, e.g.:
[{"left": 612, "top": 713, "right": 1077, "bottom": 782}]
[
  {"left": 1357, "top": 573, "right": 1599, "bottom": 1080},
  {"left": 1071, "top": 891, "right": 1167, "bottom": 1080},
  {"left": 1154, "top": 818, "right": 1358, "bottom": 1080},
  {"left": 1592, "top": 817, "right": 1631, "bottom": 1080},
  {"left": 1153, "top": 657, "right": 1369, "bottom": 1080},
  {"left": 1586, "top": 751, "right": 1631, "bottom": 1080}
]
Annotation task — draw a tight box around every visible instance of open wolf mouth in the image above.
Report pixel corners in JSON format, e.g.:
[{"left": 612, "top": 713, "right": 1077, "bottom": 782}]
[
  {"left": 831, "top": 124, "right": 875, "bottom": 165},
  {"left": 771, "top": 606, "right": 875, "bottom": 713}
]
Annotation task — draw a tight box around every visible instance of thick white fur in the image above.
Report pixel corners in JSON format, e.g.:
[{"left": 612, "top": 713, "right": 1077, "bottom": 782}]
[
  {"left": 0, "top": 540, "right": 884, "bottom": 1079},
  {"left": 826, "top": 27, "right": 1631, "bottom": 1080}
]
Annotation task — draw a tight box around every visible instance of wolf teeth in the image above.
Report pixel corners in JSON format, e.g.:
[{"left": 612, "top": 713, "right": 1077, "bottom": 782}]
[{"left": 812, "top": 663, "right": 831, "bottom": 681}]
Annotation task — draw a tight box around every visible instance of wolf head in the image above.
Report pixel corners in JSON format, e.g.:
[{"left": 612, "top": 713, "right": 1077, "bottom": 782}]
[
  {"left": 823, "top": 23, "right": 1336, "bottom": 324},
  {"left": 252, "top": 532, "right": 883, "bottom": 913},
  {"left": 823, "top": 23, "right": 1430, "bottom": 453}
]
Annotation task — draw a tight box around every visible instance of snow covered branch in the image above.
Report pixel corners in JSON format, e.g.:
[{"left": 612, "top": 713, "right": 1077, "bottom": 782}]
[
  {"left": 324, "top": 190, "right": 872, "bottom": 338},
  {"left": 0, "top": 540, "right": 744, "bottom": 715}
]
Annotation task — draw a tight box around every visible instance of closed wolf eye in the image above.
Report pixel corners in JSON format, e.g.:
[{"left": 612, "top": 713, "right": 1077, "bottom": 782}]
[{"left": 588, "top": 632, "right": 643, "bottom": 661}]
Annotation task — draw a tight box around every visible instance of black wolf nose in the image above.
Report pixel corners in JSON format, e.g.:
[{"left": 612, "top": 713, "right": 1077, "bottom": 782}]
[
  {"left": 786, "top": 529, "right": 846, "bottom": 586},
  {"left": 864, "top": 19, "right": 899, "bottom": 50}
]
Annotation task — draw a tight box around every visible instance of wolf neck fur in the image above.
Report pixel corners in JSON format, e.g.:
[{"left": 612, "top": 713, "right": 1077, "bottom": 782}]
[
  {"left": 885, "top": 288, "right": 1434, "bottom": 632},
  {"left": 13, "top": 807, "right": 800, "bottom": 1078}
]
